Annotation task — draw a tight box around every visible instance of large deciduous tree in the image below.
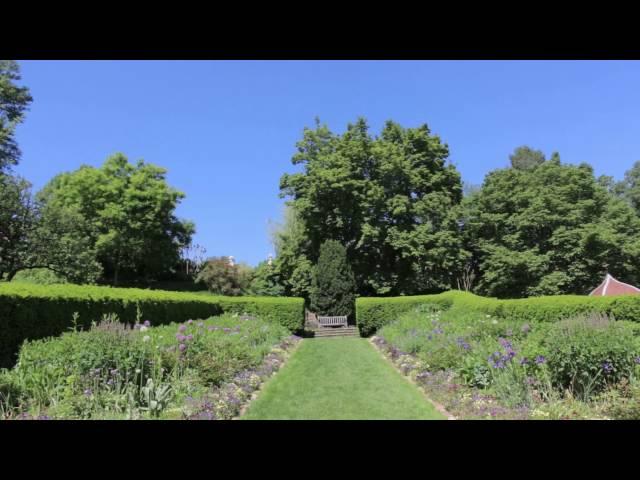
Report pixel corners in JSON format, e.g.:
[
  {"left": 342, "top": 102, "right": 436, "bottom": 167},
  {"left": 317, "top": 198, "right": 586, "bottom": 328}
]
[
  {"left": 0, "top": 61, "right": 32, "bottom": 173},
  {"left": 37, "top": 153, "right": 194, "bottom": 284},
  {"left": 279, "top": 118, "right": 466, "bottom": 296},
  {"left": 616, "top": 160, "right": 640, "bottom": 216},
  {"left": 462, "top": 152, "right": 640, "bottom": 297}
]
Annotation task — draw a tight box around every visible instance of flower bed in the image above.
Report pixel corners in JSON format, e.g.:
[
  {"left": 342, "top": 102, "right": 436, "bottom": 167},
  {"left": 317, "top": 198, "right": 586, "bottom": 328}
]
[
  {"left": 182, "top": 335, "right": 302, "bottom": 420},
  {"left": 0, "top": 313, "right": 296, "bottom": 420},
  {"left": 372, "top": 305, "right": 640, "bottom": 420}
]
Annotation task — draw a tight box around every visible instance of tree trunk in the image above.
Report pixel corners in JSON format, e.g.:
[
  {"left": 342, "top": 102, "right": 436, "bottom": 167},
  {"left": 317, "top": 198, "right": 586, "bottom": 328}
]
[{"left": 6, "top": 270, "right": 17, "bottom": 282}]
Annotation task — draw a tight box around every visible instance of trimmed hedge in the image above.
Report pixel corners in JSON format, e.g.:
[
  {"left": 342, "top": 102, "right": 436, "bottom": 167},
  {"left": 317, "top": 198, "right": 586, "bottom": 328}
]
[
  {"left": 0, "top": 283, "right": 304, "bottom": 368},
  {"left": 356, "top": 290, "right": 640, "bottom": 336}
]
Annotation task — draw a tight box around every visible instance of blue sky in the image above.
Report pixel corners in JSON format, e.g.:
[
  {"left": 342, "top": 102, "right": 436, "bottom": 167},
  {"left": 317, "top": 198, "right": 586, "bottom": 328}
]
[{"left": 13, "top": 60, "right": 640, "bottom": 266}]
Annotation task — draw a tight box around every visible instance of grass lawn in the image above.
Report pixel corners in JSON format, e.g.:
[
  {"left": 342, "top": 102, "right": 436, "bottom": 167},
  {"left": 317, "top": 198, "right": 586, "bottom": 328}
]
[{"left": 242, "top": 337, "right": 445, "bottom": 420}]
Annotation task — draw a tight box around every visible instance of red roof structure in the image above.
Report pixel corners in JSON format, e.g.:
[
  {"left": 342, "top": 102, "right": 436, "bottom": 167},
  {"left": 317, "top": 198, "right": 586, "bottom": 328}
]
[{"left": 589, "top": 273, "right": 640, "bottom": 297}]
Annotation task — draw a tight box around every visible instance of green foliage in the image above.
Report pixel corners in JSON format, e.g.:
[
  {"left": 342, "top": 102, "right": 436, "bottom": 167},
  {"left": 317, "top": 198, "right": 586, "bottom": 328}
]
[
  {"left": 12, "top": 268, "right": 67, "bottom": 285},
  {"left": 309, "top": 240, "right": 356, "bottom": 318},
  {"left": 280, "top": 117, "right": 466, "bottom": 296},
  {"left": 195, "top": 256, "right": 252, "bottom": 296},
  {"left": 36, "top": 153, "right": 194, "bottom": 285},
  {"left": 616, "top": 160, "right": 640, "bottom": 216},
  {"left": 247, "top": 260, "right": 286, "bottom": 297},
  {"left": 0, "top": 61, "right": 32, "bottom": 172},
  {"left": 356, "top": 290, "right": 640, "bottom": 336},
  {"left": 3, "top": 314, "right": 289, "bottom": 419},
  {"left": 542, "top": 314, "right": 639, "bottom": 400},
  {"left": 509, "top": 145, "right": 546, "bottom": 171},
  {"left": 0, "top": 282, "right": 305, "bottom": 367},
  {"left": 462, "top": 154, "right": 640, "bottom": 298}
]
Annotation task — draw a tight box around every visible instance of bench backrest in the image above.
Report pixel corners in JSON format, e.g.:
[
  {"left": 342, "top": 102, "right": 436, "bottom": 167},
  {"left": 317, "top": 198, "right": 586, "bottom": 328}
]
[{"left": 317, "top": 316, "right": 348, "bottom": 326}]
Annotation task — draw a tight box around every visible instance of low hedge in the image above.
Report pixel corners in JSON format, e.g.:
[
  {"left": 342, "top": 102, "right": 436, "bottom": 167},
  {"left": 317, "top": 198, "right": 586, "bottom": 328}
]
[
  {"left": 356, "top": 290, "right": 640, "bottom": 336},
  {"left": 0, "top": 283, "right": 304, "bottom": 368}
]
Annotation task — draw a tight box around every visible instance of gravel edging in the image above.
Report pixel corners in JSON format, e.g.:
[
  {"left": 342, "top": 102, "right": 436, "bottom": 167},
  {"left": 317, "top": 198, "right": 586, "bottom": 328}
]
[{"left": 369, "top": 337, "right": 457, "bottom": 420}]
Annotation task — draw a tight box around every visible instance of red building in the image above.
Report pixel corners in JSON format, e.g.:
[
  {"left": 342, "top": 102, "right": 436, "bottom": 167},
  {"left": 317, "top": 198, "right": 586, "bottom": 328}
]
[{"left": 589, "top": 273, "right": 640, "bottom": 297}]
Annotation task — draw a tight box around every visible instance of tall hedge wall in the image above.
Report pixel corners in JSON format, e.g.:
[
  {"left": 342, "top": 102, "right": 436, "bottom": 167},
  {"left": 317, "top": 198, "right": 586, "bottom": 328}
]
[
  {"left": 356, "top": 290, "right": 640, "bottom": 336},
  {"left": 0, "top": 283, "right": 304, "bottom": 367}
]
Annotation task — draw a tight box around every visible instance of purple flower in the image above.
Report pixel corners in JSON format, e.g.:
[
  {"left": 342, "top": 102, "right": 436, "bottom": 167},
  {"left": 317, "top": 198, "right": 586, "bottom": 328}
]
[
  {"left": 187, "top": 319, "right": 194, "bottom": 325},
  {"left": 176, "top": 334, "right": 186, "bottom": 342},
  {"left": 179, "top": 343, "right": 187, "bottom": 352},
  {"left": 535, "top": 355, "right": 546, "bottom": 365},
  {"left": 602, "top": 362, "right": 613, "bottom": 373},
  {"left": 634, "top": 356, "right": 640, "bottom": 365},
  {"left": 520, "top": 357, "right": 529, "bottom": 365},
  {"left": 178, "top": 325, "right": 187, "bottom": 333},
  {"left": 186, "top": 334, "right": 194, "bottom": 341},
  {"left": 84, "top": 389, "right": 92, "bottom": 396},
  {"left": 143, "top": 320, "right": 151, "bottom": 327}
]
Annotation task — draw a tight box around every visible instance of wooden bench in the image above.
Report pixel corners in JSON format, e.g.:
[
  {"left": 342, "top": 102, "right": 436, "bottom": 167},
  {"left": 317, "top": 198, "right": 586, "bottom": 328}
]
[{"left": 317, "top": 315, "right": 348, "bottom": 328}]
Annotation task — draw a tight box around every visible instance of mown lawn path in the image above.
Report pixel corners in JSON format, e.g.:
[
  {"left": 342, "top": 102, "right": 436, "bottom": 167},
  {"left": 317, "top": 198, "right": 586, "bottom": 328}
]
[{"left": 242, "top": 337, "right": 445, "bottom": 420}]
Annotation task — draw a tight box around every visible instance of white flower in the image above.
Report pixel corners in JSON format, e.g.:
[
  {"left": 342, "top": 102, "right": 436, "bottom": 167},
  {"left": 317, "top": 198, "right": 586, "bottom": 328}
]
[
  {"left": 486, "top": 315, "right": 491, "bottom": 318},
  {"left": 139, "top": 325, "right": 149, "bottom": 332},
  {"left": 142, "top": 335, "right": 150, "bottom": 343},
  {"left": 135, "top": 368, "right": 141, "bottom": 374},
  {"left": 492, "top": 319, "right": 498, "bottom": 324}
]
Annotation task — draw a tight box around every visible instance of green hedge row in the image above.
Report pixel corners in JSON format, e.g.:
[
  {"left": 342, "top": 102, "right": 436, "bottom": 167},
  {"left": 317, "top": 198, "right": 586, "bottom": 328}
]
[
  {"left": 356, "top": 290, "right": 640, "bottom": 336},
  {"left": 0, "top": 283, "right": 304, "bottom": 368}
]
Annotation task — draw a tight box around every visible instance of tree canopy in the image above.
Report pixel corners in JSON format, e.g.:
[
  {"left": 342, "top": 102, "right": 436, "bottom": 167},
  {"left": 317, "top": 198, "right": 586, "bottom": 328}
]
[
  {"left": 0, "top": 61, "right": 32, "bottom": 172},
  {"left": 462, "top": 152, "right": 640, "bottom": 297},
  {"left": 280, "top": 117, "right": 466, "bottom": 296},
  {"left": 37, "top": 153, "right": 194, "bottom": 285}
]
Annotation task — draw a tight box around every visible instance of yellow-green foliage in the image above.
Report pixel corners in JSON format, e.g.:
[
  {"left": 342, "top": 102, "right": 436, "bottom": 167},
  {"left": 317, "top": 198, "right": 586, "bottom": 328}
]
[
  {"left": 0, "top": 283, "right": 304, "bottom": 367},
  {"left": 356, "top": 290, "right": 640, "bottom": 336}
]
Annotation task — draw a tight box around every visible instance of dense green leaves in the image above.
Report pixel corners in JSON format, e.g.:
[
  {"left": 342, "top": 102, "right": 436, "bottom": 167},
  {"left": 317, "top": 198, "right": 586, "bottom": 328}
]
[
  {"left": 37, "top": 153, "right": 194, "bottom": 285},
  {"left": 0, "top": 61, "right": 32, "bottom": 172},
  {"left": 280, "top": 118, "right": 466, "bottom": 296},
  {"left": 309, "top": 240, "right": 356, "bottom": 318},
  {"left": 462, "top": 152, "right": 640, "bottom": 297}
]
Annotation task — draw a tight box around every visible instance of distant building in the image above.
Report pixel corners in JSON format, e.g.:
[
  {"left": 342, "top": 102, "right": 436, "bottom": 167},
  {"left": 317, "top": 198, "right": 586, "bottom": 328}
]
[{"left": 589, "top": 273, "right": 640, "bottom": 296}]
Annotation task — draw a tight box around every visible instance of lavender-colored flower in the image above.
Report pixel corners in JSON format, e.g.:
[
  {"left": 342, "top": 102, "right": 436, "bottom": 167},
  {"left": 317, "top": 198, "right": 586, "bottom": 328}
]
[
  {"left": 178, "top": 325, "right": 187, "bottom": 333},
  {"left": 634, "top": 356, "right": 640, "bottom": 365},
  {"left": 187, "top": 319, "right": 194, "bottom": 325},
  {"left": 498, "top": 338, "right": 513, "bottom": 350},
  {"left": 84, "top": 388, "right": 92, "bottom": 396},
  {"left": 186, "top": 334, "right": 194, "bottom": 341},
  {"left": 602, "top": 362, "right": 613, "bottom": 373},
  {"left": 535, "top": 355, "right": 546, "bottom": 365},
  {"left": 143, "top": 320, "right": 151, "bottom": 327},
  {"left": 179, "top": 343, "right": 187, "bottom": 352},
  {"left": 520, "top": 357, "right": 529, "bottom": 365}
]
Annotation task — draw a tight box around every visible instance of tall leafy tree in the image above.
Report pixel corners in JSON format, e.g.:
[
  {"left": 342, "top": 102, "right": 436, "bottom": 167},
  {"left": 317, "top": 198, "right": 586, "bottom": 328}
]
[
  {"left": 463, "top": 153, "right": 640, "bottom": 297},
  {"left": 247, "top": 260, "right": 285, "bottom": 296},
  {"left": 37, "top": 153, "right": 194, "bottom": 284},
  {"left": 0, "top": 174, "right": 101, "bottom": 282},
  {"left": 0, "top": 61, "right": 32, "bottom": 173},
  {"left": 280, "top": 117, "right": 466, "bottom": 296},
  {"left": 309, "top": 240, "right": 356, "bottom": 318}
]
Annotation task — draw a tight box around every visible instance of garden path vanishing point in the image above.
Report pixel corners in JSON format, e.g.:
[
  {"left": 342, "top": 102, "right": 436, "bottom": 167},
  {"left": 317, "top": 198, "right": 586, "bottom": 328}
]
[{"left": 241, "top": 337, "right": 445, "bottom": 420}]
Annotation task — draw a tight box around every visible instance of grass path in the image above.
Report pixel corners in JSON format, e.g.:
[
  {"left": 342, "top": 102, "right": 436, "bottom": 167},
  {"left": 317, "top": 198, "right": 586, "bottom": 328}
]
[{"left": 242, "top": 337, "right": 445, "bottom": 420}]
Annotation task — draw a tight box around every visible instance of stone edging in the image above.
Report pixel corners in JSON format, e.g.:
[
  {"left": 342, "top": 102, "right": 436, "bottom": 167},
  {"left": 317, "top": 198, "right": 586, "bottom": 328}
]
[{"left": 369, "top": 337, "right": 457, "bottom": 420}]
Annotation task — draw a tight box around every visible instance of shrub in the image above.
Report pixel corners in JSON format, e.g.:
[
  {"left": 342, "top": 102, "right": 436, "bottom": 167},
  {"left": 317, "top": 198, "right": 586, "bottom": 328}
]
[
  {"left": 356, "top": 290, "right": 640, "bottom": 336},
  {"left": 309, "top": 240, "right": 356, "bottom": 319},
  {"left": 542, "top": 314, "right": 639, "bottom": 400},
  {"left": 0, "top": 283, "right": 304, "bottom": 367}
]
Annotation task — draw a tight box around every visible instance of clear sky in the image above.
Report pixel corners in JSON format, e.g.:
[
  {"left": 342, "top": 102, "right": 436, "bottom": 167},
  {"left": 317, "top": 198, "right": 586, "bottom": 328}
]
[{"left": 13, "top": 60, "right": 640, "bottom": 266}]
